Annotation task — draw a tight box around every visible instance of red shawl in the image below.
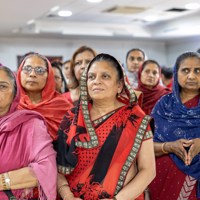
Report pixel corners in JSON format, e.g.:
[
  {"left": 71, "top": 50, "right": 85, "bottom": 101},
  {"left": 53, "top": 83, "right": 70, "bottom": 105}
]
[
  {"left": 17, "top": 56, "right": 72, "bottom": 140},
  {"left": 136, "top": 65, "right": 171, "bottom": 114}
]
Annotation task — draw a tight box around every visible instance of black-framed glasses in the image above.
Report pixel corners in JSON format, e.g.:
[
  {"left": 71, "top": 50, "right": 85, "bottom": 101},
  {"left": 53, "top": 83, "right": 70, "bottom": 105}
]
[{"left": 22, "top": 65, "right": 47, "bottom": 75}]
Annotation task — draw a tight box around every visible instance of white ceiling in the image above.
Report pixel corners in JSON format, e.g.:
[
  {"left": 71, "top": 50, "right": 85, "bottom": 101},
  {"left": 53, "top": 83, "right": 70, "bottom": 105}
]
[{"left": 1, "top": 0, "right": 200, "bottom": 40}]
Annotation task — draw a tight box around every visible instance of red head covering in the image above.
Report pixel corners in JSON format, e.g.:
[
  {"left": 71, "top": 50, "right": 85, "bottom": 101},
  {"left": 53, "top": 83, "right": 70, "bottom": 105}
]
[
  {"left": 136, "top": 61, "right": 171, "bottom": 114},
  {"left": 17, "top": 54, "right": 72, "bottom": 140}
]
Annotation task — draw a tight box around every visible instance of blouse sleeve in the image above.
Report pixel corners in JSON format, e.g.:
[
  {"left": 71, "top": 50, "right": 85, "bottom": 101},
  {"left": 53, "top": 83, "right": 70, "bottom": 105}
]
[{"left": 27, "top": 118, "right": 57, "bottom": 200}]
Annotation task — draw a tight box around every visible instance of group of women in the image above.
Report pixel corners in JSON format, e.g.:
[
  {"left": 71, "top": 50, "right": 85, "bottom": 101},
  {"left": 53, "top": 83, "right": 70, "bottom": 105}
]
[{"left": 0, "top": 48, "right": 200, "bottom": 200}]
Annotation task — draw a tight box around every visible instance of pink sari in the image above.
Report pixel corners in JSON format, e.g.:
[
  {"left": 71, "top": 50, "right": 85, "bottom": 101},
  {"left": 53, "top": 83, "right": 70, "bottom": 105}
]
[{"left": 0, "top": 74, "right": 57, "bottom": 200}]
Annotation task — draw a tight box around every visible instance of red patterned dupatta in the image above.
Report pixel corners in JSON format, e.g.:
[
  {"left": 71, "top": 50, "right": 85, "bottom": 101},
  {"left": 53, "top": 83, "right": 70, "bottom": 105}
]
[{"left": 56, "top": 59, "right": 152, "bottom": 200}]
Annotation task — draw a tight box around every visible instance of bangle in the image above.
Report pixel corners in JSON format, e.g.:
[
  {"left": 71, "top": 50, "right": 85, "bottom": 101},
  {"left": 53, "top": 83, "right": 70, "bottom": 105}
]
[
  {"left": 161, "top": 142, "right": 168, "bottom": 154},
  {"left": 58, "top": 183, "right": 69, "bottom": 194},
  {"left": 1, "top": 173, "right": 11, "bottom": 190},
  {"left": 113, "top": 197, "right": 117, "bottom": 200}
]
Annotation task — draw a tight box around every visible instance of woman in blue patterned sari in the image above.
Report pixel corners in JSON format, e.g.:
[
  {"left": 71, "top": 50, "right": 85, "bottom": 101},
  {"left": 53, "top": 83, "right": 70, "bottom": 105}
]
[{"left": 149, "top": 52, "right": 200, "bottom": 200}]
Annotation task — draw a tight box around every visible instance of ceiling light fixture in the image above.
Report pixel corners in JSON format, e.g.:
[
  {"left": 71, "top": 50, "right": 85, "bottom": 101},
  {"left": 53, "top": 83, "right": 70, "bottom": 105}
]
[
  {"left": 27, "top": 19, "right": 35, "bottom": 25},
  {"left": 143, "top": 16, "right": 158, "bottom": 22},
  {"left": 87, "top": 0, "right": 103, "bottom": 3},
  {"left": 185, "top": 2, "right": 200, "bottom": 9},
  {"left": 58, "top": 10, "right": 72, "bottom": 17},
  {"left": 50, "top": 6, "right": 60, "bottom": 12}
]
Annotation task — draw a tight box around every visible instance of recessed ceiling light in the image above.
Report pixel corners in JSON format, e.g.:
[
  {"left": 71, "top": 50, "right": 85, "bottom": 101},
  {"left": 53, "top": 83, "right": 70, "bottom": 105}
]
[
  {"left": 58, "top": 10, "right": 72, "bottom": 17},
  {"left": 87, "top": 0, "right": 103, "bottom": 3},
  {"left": 185, "top": 2, "right": 200, "bottom": 9},
  {"left": 143, "top": 16, "right": 158, "bottom": 22},
  {"left": 27, "top": 19, "right": 35, "bottom": 25},
  {"left": 50, "top": 6, "right": 60, "bottom": 12}
]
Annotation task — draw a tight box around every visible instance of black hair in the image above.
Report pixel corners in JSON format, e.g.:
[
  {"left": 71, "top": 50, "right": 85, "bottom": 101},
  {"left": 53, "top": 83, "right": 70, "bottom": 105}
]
[
  {"left": 88, "top": 53, "right": 123, "bottom": 81},
  {"left": 63, "top": 60, "right": 71, "bottom": 66},
  {"left": 175, "top": 52, "right": 200, "bottom": 70},
  {"left": 141, "top": 59, "right": 160, "bottom": 71},
  {"left": 126, "top": 48, "right": 145, "bottom": 61},
  {"left": 0, "top": 66, "right": 17, "bottom": 97},
  {"left": 51, "top": 62, "right": 68, "bottom": 92},
  {"left": 161, "top": 66, "right": 173, "bottom": 79},
  {"left": 23, "top": 53, "right": 48, "bottom": 69}
]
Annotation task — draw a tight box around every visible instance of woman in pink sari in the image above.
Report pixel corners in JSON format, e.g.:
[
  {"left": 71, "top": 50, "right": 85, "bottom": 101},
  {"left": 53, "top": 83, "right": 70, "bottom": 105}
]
[{"left": 0, "top": 66, "right": 57, "bottom": 200}]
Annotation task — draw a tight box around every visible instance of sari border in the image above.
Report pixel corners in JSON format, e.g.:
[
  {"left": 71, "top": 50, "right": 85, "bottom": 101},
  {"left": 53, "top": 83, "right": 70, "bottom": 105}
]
[
  {"left": 114, "top": 115, "right": 151, "bottom": 195},
  {"left": 144, "top": 130, "right": 153, "bottom": 140},
  {"left": 57, "top": 164, "right": 74, "bottom": 175},
  {"left": 76, "top": 65, "right": 138, "bottom": 149}
]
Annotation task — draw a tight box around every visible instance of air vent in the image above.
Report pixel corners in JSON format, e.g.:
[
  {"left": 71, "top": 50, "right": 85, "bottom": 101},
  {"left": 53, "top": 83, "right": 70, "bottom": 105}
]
[
  {"left": 103, "top": 6, "right": 146, "bottom": 14},
  {"left": 47, "top": 14, "right": 58, "bottom": 18},
  {"left": 165, "top": 8, "right": 188, "bottom": 12}
]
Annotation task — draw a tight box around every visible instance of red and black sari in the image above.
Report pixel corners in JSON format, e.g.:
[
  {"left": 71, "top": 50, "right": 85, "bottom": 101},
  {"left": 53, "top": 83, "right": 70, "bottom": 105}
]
[{"left": 56, "top": 102, "right": 152, "bottom": 200}]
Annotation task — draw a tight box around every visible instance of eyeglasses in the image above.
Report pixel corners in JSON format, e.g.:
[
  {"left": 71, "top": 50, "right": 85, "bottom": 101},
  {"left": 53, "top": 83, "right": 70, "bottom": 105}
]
[{"left": 22, "top": 65, "right": 47, "bottom": 75}]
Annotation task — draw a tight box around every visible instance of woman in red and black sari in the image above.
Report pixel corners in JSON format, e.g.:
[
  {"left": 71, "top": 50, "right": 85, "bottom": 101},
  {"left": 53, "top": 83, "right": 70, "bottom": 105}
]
[
  {"left": 56, "top": 53, "right": 155, "bottom": 200},
  {"left": 149, "top": 52, "right": 200, "bottom": 200},
  {"left": 136, "top": 60, "right": 171, "bottom": 115}
]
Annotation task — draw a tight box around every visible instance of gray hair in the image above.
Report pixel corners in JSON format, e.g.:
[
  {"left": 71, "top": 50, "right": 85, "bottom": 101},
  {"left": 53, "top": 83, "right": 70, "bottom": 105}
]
[{"left": 0, "top": 66, "right": 17, "bottom": 97}]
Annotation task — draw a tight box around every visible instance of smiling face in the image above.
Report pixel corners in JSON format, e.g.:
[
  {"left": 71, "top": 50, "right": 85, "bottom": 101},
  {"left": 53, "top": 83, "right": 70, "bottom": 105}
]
[
  {"left": 20, "top": 55, "right": 48, "bottom": 94},
  {"left": 87, "top": 61, "right": 123, "bottom": 102},
  {"left": 140, "top": 62, "right": 160, "bottom": 89},
  {"left": 0, "top": 69, "right": 15, "bottom": 116},
  {"left": 178, "top": 57, "right": 200, "bottom": 93}
]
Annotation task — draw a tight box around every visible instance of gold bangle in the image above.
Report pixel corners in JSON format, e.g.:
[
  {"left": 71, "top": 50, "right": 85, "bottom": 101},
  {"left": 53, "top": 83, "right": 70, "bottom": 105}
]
[
  {"left": 1, "top": 173, "right": 11, "bottom": 190},
  {"left": 161, "top": 142, "right": 168, "bottom": 154},
  {"left": 58, "top": 183, "right": 69, "bottom": 194}
]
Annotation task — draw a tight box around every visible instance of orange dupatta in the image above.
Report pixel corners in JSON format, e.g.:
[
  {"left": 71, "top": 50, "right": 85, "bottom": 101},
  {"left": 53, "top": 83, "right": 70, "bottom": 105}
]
[{"left": 17, "top": 56, "right": 72, "bottom": 140}]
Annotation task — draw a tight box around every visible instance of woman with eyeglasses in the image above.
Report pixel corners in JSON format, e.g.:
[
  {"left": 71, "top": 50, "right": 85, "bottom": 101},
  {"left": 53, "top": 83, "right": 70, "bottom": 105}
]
[
  {"left": 0, "top": 66, "right": 57, "bottom": 200},
  {"left": 17, "top": 53, "right": 72, "bottom": 141}
]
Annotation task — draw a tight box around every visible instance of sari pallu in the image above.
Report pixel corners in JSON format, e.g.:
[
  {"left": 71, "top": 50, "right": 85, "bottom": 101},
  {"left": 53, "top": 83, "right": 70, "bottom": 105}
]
[
  {"left": 149, "top": 59, "right": 200, "bottom": 199},
  {"left": 0, "top": 110, "right": 57, "bottom": 200},
  {"left": 57, "top": 103, "right": 152, "bottom": 200}
]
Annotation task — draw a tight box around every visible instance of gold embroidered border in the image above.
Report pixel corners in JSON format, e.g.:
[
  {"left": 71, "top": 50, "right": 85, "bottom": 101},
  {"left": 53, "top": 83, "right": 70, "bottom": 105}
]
[
  {"left": 77, "top": 65, "right": 138, "bottom": 149},
  {"left": 114, "top": 115, "right": 151, "bottom": 195},
  {"left": 144, "top": 130, "right": 153, "bottom": 140},
  {"left": 93, "top": 110, "right": 116, "bottom": 125},
  {"left": 57, "top": 164, "right": 74, "bottom": 175}
]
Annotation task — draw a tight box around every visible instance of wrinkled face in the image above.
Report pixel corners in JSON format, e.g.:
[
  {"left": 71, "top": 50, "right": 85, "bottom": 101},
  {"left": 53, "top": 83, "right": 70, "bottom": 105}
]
[
  {"left": 52, "top": 67, "right": 62, "bottom": 93},
  {"left": 74, "top": 50, "right": 95, "bottom": 82},
  {"left": 63, "top": 61, "right": 71, "bottom": 79},
  {"left": 178, "top": 57, "right": 200, "bottom": 92},
  {"left": 20, "top": 56, "right": 48, "bottom": 94},
  {"left": 87, "top": 61, "right": 122, "bottom": 102},
  {"left": 140, "top": 63, "right": 160, "bottom": 88},
  {"left": 127, "top": 51, "right": 145, "bottom": 73},
  {"left": 0, "top": 70, "right": 14, "bottom": 116}
]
